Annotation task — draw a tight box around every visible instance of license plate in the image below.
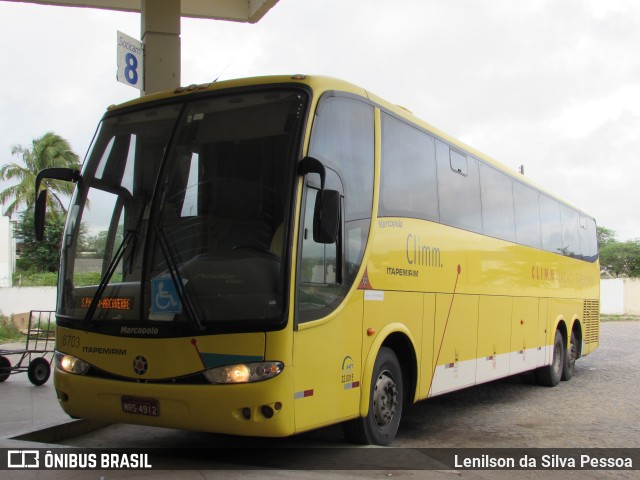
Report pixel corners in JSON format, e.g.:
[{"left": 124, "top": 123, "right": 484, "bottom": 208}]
[{"left": 121, "top": 396, "right": 160, "bottom": 417}]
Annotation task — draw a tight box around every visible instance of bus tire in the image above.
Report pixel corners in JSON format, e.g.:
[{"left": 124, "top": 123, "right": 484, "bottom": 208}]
[
  {"left": 562, "top": 330, "right": 578, "bottom": 381},
  {"left": 28, "top": 357, "right": 51, "bottom": 386},
  {"left": 536, "top": 329, "right": 564, "bottom": 387},
  {"left": 342, "top": 347, "right": 403, "bottom": 446}
]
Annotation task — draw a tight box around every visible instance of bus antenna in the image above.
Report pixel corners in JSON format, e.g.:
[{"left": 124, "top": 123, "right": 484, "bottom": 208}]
[{"left": 213, "top": 64, "right": 230, "bottom": 83}]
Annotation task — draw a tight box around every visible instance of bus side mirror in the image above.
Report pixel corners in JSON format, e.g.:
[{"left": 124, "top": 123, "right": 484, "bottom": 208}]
[
  {"left": 34, "top": 167, "right": 81, "bottom": 242},
  {"left": 313, "top": 189, "right": 340, "bottom": 244},
  {"left": 35, "top": 189, "right": 48, "bottom": 242},
  {"left": 298, "top": 157, "right": 340, "bottom": 243}
]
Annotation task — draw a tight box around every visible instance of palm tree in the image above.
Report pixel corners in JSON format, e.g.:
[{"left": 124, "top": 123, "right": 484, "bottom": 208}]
[{"left": 0, "top": 132, "right": 81, "bottom": 217}]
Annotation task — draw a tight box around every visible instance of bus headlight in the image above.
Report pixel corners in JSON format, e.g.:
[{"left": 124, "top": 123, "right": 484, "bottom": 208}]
[
  {"left": 203, "top": 361, "right": 283, "bottom": 384},
  {"left": 55, "top": 351, "right": 90, "bottom": 375}
]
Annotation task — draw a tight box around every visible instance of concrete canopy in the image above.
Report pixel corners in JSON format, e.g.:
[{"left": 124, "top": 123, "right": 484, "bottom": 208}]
[
  {"left": 3, "top": 0, "right": 280, "bottom": 94},
  {"left": 3, "top": 0, "right": 279, "bottom": 23}
]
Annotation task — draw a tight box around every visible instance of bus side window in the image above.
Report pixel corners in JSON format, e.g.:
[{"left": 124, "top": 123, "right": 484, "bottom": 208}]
[
  {"left": 298, "top": 94, "right": 374, "bottom": 323},
  {"left": 586, "top": 217, "right": 599, "bottom": 262},
  {"left": 298, "top": 187, "right": 344, "bottom": 323},
  {"left": 560, "top": 204, "right": 580, "bottom": 258},
  {"left": 308, "top": 95, "right": 374, "bottom": 222},
  {"left": 539, "top": 194, "right": 563, "bottom": 254},
  {"left": 436, "top": 140, "right": 482, "bottom": 233},
  {"left": 479, "top": 163, "right": 516, "bottom": 242},
  {"left": 300, "top": 188, "right": 338, "bottom": 285},
  {"left": 379, "top": 113, "right": 438, "bottom": 221},
  {"left": 578, "top": 215, "right": 590, "bottom": 260},
  {"left": 514, "top": 181, "right": 542, "bottom": 249}
]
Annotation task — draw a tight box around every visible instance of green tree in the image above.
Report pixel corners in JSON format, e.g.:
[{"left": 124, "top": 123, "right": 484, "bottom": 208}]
[
  {"left": 597, "top": 226, "right": 617, "bottom": 248},
  {"left": 0, "top": 132, "right": 80, "bottom": 217},
  {"left": 84, "top": 226, "right": 124, "bottom": 258},
  {"left": 599, "top": 239, "right": 640, "bottom": 278},
  {"left": 14, "top": 208, "right": 65, "bottom": 273},
  {"left": 596, "top": 226, "right": 640, "bottom": 277}
]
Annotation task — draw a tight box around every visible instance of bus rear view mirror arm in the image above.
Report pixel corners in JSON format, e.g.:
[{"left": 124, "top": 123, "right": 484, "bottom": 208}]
[
  {"left": 34, "top": 167, "right": 82, "bottom": 241},
  {"left": 298, "top": 156, "right": 326, "bottom": 190}
]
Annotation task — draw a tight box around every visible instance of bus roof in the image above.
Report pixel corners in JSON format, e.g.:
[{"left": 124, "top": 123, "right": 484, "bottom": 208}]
[{"left": 108, "top": 74, "right": 594, "bottom": 220}]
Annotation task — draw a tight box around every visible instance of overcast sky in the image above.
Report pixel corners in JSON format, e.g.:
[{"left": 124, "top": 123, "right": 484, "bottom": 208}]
[{"left": 1, "top": 0, "right": 639, "bottom": 240}]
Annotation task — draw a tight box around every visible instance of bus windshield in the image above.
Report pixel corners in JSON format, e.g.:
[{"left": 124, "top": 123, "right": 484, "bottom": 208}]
[{"left": 59, "top": 88, "right": 307, "bottom": 332}]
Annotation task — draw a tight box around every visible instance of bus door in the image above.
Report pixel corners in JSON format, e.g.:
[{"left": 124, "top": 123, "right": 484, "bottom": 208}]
[
  {"left": 292, "top": 182, "right": 364, "bottom": 432},
  {"left": 292, "top": 94, "right": 374, "bottom": 432}
]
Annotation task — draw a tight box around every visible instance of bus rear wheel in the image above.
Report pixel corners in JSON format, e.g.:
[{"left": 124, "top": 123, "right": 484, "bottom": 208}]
[
  {"left": 536, "top": 329, "right": 564, "bottom": 387},
  {"left": 562, "top": 330, "right": 578, "bottom": 381},
  {"left": 342, "top": 347, "right": 403, "bottom": 446}
]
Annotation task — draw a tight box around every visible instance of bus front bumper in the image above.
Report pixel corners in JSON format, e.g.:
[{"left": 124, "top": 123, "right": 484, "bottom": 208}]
[{"left": 53, "top": 367, "right": 295, "bottom": 438}]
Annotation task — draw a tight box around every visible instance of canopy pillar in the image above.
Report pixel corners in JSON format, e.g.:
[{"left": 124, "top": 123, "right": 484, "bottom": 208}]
[{"left": 141, "top": 0, "right": 180, "bottom": 95}]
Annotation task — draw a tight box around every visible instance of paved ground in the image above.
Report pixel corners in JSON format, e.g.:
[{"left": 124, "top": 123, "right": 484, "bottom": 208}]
[
  {"left": 1, "top": 321, "right": 639, "bottom": 479},
  {"left": 0, "top": 342, "right": 70, "bottom": 437},
  {"left": 397, "top": 320, "right": 640, "bottom": 449}
]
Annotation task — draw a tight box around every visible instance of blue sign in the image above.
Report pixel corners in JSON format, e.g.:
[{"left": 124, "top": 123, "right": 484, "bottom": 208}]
[{"left": 151, "top": 277, "right": 182, "bottom": 315}]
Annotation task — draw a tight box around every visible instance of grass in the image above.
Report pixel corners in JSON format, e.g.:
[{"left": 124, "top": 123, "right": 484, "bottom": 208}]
[
  {"left": 12, "top": 271, "right": 103, "bottom": 287},
  {"left": 0, "top": 315, "right": 24, "bottom": 344},
  {"left": 600, "top": 314, "right": 640, "bottom": 322},
  {"left": 13, "top": 272, "right": 57, "bottom": 287}
]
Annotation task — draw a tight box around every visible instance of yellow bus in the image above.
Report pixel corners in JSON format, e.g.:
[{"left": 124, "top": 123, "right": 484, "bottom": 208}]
[{"left": 35, "top": 75, "right": 600, "bottom": 445}]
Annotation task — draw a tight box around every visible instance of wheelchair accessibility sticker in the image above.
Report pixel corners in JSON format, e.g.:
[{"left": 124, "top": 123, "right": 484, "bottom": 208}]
[{"left": 151, "top": 277, "right": 182, "bottom": 315}]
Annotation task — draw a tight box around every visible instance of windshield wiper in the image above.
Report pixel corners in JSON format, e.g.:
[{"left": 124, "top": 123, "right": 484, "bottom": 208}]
[
  {"left": 84, "top": 229, "right": 135, "bottom": 324},
  {"left": 155, "top": 227, "right": 205, "bottom": 332}
]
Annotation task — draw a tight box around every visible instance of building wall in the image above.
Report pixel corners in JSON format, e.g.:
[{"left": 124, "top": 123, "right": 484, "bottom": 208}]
[
  {"left": 623, "top": 278, "right": 640, "bottom": 315},
  {"left": 601, "top": 278, "right": 640, "bottom": 315},
  {"left": 0, "top": 287, "right": 57, "bottom": 315},
  {"left": 601, "top": 278, "right": 624, "bottom": 315},
  {"left": 0, "top": 216, "right": 14, "bottom": 288}
]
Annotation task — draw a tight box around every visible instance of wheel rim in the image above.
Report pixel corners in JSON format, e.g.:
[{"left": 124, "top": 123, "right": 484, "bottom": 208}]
[
  {"left": 372, "top": 370, "right": 398, "bottom": 429},
  {"left": 34, "top": 363, "right": 48, "bottom": 380}
]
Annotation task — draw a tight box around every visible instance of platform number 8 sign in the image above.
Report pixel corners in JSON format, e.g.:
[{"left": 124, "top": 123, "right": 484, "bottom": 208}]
[
  {"left": 124, "top": 53, "right": 138, "bottom": 85},
  {"left": 117, "top": 31, "right": 143, "bottom": 91}
]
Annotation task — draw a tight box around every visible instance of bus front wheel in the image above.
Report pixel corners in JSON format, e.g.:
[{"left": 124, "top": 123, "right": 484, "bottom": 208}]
[
  {"left": 342, "top": 347, "right": 403, "bottom": 446},
  {"left": 536, "top": 329, "right": 565, "bottom": 387}
]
